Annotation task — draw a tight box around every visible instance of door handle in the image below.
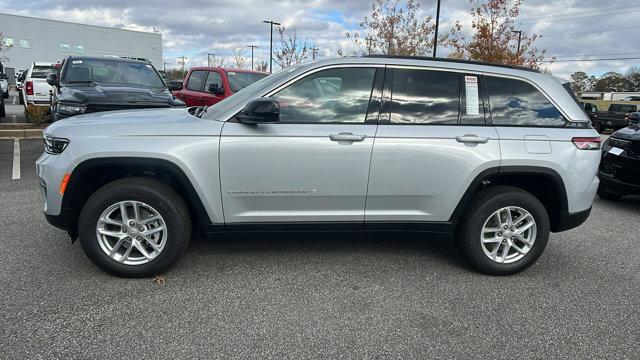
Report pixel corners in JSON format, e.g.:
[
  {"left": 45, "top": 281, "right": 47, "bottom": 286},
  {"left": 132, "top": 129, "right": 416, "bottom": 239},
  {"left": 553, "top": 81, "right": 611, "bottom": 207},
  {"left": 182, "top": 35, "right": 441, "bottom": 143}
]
[
  {"left": 455, "top": 134, "right": 490, "bottom": 144},
  {"left": 329, "top": 132, "right": 367, "bottom": 142}
]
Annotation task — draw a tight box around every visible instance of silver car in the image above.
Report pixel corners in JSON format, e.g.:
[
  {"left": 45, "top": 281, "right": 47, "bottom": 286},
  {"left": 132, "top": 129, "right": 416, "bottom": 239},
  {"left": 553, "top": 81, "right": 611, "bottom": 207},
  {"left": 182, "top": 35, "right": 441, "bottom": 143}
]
[{"left": 36, "top": 56, "right": 602, "bottom": 277}]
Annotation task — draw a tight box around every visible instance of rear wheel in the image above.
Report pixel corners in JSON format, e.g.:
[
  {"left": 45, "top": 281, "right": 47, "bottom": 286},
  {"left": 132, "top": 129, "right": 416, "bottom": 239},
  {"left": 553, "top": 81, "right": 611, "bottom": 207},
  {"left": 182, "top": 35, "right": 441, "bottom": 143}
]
[
  {"left": 78, "top": 177, "right": 191, "bottom": 277},
  {"left": 18, "top": 92, "right": 24, "bottom": 105},
  {"left": 457, "top": 186, "right": 550, "bottom": 275}
]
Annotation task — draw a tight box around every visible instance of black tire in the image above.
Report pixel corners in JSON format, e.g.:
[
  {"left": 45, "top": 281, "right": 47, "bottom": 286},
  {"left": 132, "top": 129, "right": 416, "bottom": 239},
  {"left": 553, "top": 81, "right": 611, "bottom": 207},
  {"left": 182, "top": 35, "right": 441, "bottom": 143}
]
[
  {"left": 457, "top": 186, "right": 550, "bottom": 276},
  {"left": 18, "top": 92, "right": 24, "bottom": 105},
  {"left": 0, "top": 97, "right": 5, "bottom": 118},
  {"left": 78, "top": 177, "right": 191, "bottom": 278},
  {"left": 597, "top": 184, "right": 622, "bottom": 201}
]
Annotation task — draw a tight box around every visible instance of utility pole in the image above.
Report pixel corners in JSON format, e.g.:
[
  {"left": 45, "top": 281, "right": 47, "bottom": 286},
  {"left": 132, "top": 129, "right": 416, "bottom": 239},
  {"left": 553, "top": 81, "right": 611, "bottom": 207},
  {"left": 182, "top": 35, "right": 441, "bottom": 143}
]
[
  {"left": 163, "top": 62, "right": 170, "bottom": 71},
  {"left": 433, "top": 0, "right": 441, "bottom": 57},
  {"left": 247, "top": 45, "right": 259, "bottom": 70},
  {"left": 311, "top": 46, "right": 319, "bottom": 60},
  {"left": 512, "top": 30, "right": 523, "bottom": 53},
  {"left": 262, "top": 20, "right": 281, "bottom": 73},
  {"left": 177, "top": 56, "right": 187, "bottom": 72}
]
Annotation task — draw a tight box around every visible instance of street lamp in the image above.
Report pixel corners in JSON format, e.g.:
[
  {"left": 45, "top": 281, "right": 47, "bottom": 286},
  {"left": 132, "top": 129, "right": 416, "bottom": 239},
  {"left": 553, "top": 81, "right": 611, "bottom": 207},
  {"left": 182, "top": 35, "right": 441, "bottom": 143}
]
[
  {"left": 262, "top": 20, "right": 281, "bottom": 73},
  {"left": 247, "top": 45, "right": 259, "bottom": 70}
]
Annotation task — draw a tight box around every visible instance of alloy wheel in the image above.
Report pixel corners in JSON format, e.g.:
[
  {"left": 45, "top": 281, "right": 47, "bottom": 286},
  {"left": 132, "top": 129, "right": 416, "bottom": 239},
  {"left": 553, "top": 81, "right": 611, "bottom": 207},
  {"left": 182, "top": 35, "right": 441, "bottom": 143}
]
[{"left": 480, "top": 206, "right": 537, "bottom": 264}]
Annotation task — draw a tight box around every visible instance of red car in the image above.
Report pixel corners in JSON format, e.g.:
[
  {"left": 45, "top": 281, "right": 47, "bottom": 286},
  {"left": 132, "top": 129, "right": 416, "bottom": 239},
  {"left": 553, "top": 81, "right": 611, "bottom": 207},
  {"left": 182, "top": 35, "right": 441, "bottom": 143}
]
[{"left": 172, "top": 67, "right": 268, "bottom": 107}]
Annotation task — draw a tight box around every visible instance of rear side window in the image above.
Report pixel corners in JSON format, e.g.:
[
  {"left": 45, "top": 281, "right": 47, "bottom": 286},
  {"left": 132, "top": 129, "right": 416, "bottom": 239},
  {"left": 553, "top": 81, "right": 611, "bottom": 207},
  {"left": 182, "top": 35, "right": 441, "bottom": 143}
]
[
  {"left": 618, "top": 105, "right": 637, "bottom": 113},
  {"left": 186, "top": 70, "right": 208, "bottom": 92},
  {"left": 390, "top": 69, "right": 459, "bottom": 125},
  {"left": 486, "top": 76, "right": 565, "bottom": 127}
]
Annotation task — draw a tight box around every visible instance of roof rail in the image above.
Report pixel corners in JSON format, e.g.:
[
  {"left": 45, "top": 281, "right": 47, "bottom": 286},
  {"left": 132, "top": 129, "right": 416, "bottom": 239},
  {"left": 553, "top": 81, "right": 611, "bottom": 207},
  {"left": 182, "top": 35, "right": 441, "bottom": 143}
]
[{"left": 362, "top": 55, "right": 541, "bottom": 73}]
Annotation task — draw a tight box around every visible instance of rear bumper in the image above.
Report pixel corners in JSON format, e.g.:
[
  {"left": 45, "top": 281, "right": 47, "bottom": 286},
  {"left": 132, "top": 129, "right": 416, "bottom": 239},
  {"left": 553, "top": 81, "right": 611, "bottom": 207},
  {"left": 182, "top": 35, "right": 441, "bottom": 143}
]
[
  {"left": 553, "top": 207, "right": 592, "bottom": 232},
  {"left": 599, "top": 175, "right": 640, "bottom": 195}
]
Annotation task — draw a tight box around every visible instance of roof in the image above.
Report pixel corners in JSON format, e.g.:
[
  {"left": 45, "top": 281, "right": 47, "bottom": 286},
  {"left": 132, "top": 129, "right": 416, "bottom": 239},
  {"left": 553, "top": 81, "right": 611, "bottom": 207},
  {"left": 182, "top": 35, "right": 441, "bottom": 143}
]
[
  {"left": 64, "top": 55, "right": 150, "bottom": 64},
  {"left": 362, "top": 55, "right": 540, "bottom": 73},
  {"left": 189, "top": 66, "right": 268, "bottom": 74}
]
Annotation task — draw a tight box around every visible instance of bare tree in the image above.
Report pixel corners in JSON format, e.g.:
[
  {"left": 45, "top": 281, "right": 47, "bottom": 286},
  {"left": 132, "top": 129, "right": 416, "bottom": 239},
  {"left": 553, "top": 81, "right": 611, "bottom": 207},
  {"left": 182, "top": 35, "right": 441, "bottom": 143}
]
[
  {"left": 232, "top": 41, "right": 247, "bottom": 69},
  {"left": 274, "top": 23, "right": 309, "bottom": 69},
  {"left": 341, "top": 0, "right": 460, "bottom": 57},
  {"left": 255, "top": 60, "right": 269, "bottom": 72},
  {"left": 0, "top": 32, "right": 12, "bottom": 64}
]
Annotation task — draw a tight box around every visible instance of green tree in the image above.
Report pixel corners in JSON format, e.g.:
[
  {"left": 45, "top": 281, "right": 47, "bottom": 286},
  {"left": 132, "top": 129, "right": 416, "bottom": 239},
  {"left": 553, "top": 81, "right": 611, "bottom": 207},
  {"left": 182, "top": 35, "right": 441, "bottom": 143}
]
[
  {"left": 593, "top": 72, "right": 633, "bottom": 92},
  {"left": 570, "top": 71, "right": 596, "bottom": 93},
  {"left": 625, "top": 66, "right": 640, "bottom": 91}
]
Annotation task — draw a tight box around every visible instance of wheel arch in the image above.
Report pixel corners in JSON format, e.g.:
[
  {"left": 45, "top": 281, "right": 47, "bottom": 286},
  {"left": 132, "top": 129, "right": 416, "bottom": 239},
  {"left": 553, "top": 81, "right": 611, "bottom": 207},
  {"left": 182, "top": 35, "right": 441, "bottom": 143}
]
[
  {"left": 61, "top": 157, "right": 212, "bottom": 239},
  {"left": 450, "top": 166, "right": 569, "bottom": 232}
]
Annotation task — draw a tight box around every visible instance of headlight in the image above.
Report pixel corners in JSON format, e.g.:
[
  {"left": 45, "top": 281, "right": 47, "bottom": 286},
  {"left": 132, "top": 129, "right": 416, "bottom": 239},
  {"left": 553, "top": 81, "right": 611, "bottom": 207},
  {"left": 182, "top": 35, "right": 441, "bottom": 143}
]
[
  {"left": 44, "top": 135, "right": 69, "bottom": 154},
  {"left": 57, "top": 103, "right": 87, "bottom": 115}
]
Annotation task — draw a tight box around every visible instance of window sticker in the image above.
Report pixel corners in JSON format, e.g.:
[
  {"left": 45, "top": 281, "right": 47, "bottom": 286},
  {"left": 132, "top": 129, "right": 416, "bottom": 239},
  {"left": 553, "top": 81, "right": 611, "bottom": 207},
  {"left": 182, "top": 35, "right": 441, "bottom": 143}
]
[
  {"left": 72, "top": 60, "right": 82, "bottom": 64},
  {"left": 465, "top": 76, "right": 480, "bottom": 116}
]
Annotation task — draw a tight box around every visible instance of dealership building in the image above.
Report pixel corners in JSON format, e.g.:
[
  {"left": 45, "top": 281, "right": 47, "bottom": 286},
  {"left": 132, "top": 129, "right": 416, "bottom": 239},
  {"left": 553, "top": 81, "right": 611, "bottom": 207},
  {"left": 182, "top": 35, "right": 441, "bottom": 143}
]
[{"left": 0, "top": 12, "right": 162, "bottom": 84}]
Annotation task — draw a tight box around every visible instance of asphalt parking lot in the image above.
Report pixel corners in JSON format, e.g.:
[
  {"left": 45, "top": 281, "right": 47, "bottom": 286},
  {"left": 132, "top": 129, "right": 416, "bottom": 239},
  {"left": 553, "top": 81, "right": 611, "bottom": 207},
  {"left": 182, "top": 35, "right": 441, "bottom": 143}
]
[
  {"left": 0, "top": 139, "right": 638, "bottom": 359},
  {"left": 1, "top": 91, "right": 28, "bottom": 124}
]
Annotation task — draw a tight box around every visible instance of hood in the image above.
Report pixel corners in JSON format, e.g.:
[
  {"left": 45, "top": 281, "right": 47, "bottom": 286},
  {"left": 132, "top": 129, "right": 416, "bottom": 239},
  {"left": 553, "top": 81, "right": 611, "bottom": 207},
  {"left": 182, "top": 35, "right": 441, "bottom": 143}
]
[
  {"left": 59, "top": 84, "right": 173, "bottom": 105},
  {"left": 611, "top": 124, "right": 640, "bottom": 142},
  {"left": 45, "top": 107, "right": 222, "bottom": 138}
]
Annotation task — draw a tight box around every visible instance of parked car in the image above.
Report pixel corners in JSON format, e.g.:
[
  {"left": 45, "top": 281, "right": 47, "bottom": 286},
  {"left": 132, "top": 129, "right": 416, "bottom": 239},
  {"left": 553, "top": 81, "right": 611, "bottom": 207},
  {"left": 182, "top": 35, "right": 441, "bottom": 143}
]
[
  {"left": 597, "top": 115, "right": 640, "bottom": 200},
  {"left": 622, "top": 96, "right": 640, "bottom": 101},
  {"left": 21, "top": 62, "right": 58, "bottom": 109},
  {"left": 580, "top": 101, "right": 599, "bottom": 124},
  {"left": 0, "top": 74, "right": 8, "bottom": 99},
  {"left": 37, "top": 56, "right": 601, "bottom": 278},
  {"left": 47, "top": 56, "right": 185, "bottom": 121},
  {"left": 172, "top": 67, "right": 268, "bottom": 106},
  {"left": 16, "top": 70, "right": 27, "bottom": 104},
  {"left": 593, "top": 103, "right": 638, "bottom": 133},
  {"left": 0, "top": 82, "right": 5, "bottom": 118}
]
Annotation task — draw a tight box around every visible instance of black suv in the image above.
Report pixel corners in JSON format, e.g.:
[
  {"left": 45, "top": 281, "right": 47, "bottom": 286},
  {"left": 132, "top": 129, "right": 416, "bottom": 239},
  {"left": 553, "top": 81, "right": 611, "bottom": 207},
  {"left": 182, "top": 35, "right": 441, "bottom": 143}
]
[
  {"left": 47, "top": 56, "right": 184, "bottom": 121},
  {"left": 598, "top": 114, "right": 640, "bottom": 200}
]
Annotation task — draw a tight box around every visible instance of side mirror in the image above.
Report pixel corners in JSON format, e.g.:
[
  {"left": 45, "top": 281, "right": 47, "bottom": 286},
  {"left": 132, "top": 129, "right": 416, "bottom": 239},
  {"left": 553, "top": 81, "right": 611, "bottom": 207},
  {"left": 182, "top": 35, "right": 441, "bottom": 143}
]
[
  {"left": 46, "top": 73, "right": 59, "bottom": 86},
  {"left": 236, "top": 98, "right": 279, "bottom": 124},
  {"left": 168, "top": 80, "right": 183, "bottom": 91},
  {"left": 207, "top": 83, "right": 225, "bottom": 96}
]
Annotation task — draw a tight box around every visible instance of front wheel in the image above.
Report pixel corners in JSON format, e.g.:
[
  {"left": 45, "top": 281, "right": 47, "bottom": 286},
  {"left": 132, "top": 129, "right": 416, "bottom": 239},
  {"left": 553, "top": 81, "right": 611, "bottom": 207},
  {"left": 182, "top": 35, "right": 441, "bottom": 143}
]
[
  {"left": 78, "top": 177, "right": 191, "bottom": 277},
  {"left": 457, "top": 186, "right": 550, "bottom": 275}
]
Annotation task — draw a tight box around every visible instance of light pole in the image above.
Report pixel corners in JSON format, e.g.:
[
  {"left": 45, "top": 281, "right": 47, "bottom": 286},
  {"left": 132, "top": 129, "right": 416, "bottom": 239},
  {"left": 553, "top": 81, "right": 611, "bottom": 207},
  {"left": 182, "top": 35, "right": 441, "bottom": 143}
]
[
  {"left": 262, "top": 20, "right": 281, "bottom": 73},
  {"left": 512, "top": 30, "right": 523, "bottom": 53},
  {"left": 433, "top": 0, "right": 441, "bottom": 57},
  {"left": 247, "top": 45, "right": 259, "bottom": 70}
]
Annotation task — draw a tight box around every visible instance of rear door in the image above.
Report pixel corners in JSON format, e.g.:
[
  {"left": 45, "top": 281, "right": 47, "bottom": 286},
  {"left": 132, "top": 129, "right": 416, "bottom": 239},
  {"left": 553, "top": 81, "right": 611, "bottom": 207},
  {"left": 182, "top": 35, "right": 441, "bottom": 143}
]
[
  {"left": 366, "top": 67, "right": 501, "bottom": 224},
  {"left": 219, "top": 66, "right": 382, "bottom": 224},
  {"left": 178, "top": 70, "right": 208, "bottom": 106}
]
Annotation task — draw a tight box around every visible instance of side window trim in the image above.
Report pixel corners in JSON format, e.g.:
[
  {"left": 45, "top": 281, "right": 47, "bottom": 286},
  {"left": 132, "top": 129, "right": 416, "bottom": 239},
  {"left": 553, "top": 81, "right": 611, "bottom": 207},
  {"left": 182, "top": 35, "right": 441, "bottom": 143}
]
[
  {"left": 481, "top": 75, "right": 493, "bottom": 125},
  {"left": 364, "top": 68, "right": 386, "bottom": 124}
]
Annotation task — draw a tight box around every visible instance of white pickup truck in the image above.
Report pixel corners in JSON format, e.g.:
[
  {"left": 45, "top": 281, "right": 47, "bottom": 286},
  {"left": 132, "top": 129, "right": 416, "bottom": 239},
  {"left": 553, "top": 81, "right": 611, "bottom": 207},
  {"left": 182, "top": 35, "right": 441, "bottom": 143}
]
[{"left": 21, "top": 62, "right": 57, "bottom": 108}]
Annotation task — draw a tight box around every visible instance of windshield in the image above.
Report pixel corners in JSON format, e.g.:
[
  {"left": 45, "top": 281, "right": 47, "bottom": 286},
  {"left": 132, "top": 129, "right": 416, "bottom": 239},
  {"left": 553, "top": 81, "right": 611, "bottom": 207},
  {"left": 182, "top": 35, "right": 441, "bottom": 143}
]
[
  {"left": 31, "top": 65, "right": 57, "bottom": 79},
  {"left": 62, "top": 59, "right": 165, "bottom": 88},
  {"left": 226, "top": 71, "right": 269, "bottom": 92}
]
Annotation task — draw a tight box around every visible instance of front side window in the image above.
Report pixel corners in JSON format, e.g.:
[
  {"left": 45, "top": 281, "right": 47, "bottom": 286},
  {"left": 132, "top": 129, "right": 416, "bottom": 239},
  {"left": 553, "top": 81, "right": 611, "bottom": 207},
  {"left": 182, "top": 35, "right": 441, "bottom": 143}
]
[
  {"left": 390, "top": 69, "right": 460, "bottom": 125},
  {"left": 618, "top": 104, "right": 637, "bottom": 113},
  {"left": 486, "top": 76, "right": 565, "bottom": 127},
  {"left": 272, "top": 67, "right": 376, "bottom": 124},
  {"left": 19, "top": 39, "right": 30, "bottom": 48},
  {"left": 204, "top": 71, "right": 223, "bottom": 91},
  {"left": 60, "top": 43, "right": 70, "bottom": 52},
  {"left": 186, "top": 70, "right": 208, "bottom": 92}
]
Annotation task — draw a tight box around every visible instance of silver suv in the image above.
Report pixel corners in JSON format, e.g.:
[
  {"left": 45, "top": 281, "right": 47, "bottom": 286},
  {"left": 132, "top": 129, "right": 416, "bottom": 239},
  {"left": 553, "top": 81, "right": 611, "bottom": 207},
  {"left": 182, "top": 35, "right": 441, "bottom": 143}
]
[{"left": 36, "top": 56, "right": 602, "bottom": 277}]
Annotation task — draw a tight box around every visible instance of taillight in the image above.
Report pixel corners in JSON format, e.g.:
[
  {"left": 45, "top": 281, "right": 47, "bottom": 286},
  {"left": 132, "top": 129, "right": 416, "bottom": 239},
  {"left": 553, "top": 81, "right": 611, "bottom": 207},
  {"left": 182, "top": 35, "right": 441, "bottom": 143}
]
[
  {"left": 572, "top": 137, "right": 602, "bottom": 150},
  {"left": 26, "top": 81, "right": 33, "bottom": 95},
  {"left": 624, "top": 113, "right": 629, "bottom": 120}
]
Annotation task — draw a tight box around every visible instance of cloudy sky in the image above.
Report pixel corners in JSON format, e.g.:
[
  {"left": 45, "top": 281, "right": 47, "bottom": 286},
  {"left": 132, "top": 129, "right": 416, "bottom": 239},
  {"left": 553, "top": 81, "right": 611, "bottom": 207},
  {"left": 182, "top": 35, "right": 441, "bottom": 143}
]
[{"left": 1, "top": 0, "right": 639, "bottom": 78}]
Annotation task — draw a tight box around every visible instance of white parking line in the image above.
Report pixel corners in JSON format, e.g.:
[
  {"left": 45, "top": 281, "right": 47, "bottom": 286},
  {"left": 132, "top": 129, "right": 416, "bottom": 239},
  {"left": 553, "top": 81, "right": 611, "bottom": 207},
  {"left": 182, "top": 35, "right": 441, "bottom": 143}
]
[
  {"left": 12, "top": 138, "right": 20, "bottom": 180},
  {"left": 12, "top": 96, "right": 16, "bottom": 105}
]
